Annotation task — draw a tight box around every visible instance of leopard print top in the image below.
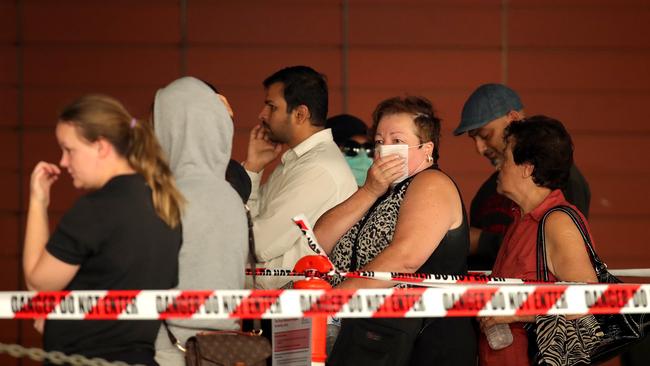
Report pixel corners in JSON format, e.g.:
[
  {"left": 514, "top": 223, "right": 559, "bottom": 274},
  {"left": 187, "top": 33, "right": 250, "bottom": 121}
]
[{"left": 329, "top": 178, "right": 412, "bottom": 287}]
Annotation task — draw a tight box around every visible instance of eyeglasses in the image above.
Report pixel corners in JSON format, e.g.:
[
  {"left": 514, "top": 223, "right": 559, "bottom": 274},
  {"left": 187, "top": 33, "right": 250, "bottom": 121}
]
[{"left": 340, "top": 140, "right": 374, "bottom": 158}]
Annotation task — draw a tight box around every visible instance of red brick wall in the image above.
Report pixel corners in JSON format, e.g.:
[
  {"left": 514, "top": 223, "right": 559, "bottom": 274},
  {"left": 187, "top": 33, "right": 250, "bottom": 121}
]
[{"left": 2, "top": 1, "right": 649, "bottom": 364}]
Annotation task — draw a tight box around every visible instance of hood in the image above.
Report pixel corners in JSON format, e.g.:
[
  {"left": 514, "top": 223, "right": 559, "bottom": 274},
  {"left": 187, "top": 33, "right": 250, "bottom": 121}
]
[{"left": 153, "top": 76, "right": 233, "bottom": 179}]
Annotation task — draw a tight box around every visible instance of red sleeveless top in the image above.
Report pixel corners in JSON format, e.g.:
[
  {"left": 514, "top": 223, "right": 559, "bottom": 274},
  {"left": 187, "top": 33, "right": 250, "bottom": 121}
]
[{"left": 479, "top": 190, "right": 590, "bottom": 366}]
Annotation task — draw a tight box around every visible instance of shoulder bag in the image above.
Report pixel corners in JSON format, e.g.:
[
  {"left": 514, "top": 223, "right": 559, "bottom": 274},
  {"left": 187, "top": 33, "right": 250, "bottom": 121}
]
[{"left": 533, "top": 205, "right": 647, "bottom": 365}]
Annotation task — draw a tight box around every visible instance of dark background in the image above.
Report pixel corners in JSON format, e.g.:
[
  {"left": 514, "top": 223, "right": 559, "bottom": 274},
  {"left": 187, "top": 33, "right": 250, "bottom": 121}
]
[{"left": 2, "top": 1, "right": 650, "bottom": 365}]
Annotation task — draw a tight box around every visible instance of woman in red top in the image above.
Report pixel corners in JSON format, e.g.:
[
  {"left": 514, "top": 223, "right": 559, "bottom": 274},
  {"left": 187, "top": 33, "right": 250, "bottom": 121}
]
[{"left": 478, "top": 116, "right": 597, "bottom": 366}]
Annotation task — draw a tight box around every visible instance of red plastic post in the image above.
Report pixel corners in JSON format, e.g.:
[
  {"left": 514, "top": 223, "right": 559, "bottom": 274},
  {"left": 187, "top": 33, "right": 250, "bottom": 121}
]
[{"left": 293, "top": 255, "right": 332, "bottom": 365}]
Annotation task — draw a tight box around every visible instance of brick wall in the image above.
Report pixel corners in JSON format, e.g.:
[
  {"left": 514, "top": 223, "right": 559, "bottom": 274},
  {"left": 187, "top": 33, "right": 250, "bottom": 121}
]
[{"left": 3, "top": 1, "right": 650, "bottom": 365}]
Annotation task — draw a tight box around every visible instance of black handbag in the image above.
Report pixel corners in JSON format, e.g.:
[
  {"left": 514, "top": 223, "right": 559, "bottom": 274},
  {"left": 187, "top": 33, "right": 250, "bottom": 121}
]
[
  {"left": 326, "top": 317, "right": 424, "bottom": 366},
  {"left": 533, "top": 205, "right": 648, "bottom": 364}
]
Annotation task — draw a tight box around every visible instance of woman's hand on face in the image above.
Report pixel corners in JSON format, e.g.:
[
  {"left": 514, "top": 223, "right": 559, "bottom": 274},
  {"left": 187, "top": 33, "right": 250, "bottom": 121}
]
[
  {"left": 360, "top": 154, "right": 406, "bottom": 198},
  {"left": 30, "top": 162, "right": 61, "bottom": 207}
]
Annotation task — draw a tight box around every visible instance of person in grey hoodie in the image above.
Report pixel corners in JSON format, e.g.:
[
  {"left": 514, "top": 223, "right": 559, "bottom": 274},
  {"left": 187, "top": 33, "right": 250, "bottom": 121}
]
[{"left": 152, "top": 77, "right": 248, "bottom": 365}]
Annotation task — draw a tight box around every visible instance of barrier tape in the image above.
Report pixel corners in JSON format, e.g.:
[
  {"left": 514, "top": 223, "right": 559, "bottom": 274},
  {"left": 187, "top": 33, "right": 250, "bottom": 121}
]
[
  {"left": 246, "top": 268, "right": 650, "bottom": 288},
  {"left": 2, "top": 284, "right": 650, "bottom": 320},
  {"left": 247, "top": 268, "right": 550, "bottom": 286},
  {"left": 291, "top": 214, "right": 337, "bottom": 271},
  {"left": 470, "top": 269, "right": 650, "bottom": 278}
]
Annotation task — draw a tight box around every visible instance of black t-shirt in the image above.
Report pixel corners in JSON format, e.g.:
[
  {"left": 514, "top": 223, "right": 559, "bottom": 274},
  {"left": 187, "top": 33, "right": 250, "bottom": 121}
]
[
  {"left": 467, "top": 165, "right": 591, "bottom": 270},
  {"left": 44, "top": 174, "right": 181, "bottom": 358}
]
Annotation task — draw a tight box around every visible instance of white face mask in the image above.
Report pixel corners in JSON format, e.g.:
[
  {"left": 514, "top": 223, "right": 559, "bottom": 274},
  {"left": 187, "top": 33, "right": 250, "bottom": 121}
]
[
  {"left": 377, "top": 143, "right": 429, "bottom": 184},
  {"left": 377, "top": 144, "right": 410, "bottom": 183}
]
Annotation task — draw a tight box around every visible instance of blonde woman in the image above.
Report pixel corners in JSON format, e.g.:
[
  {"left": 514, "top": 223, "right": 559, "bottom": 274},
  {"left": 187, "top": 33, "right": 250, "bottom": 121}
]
[{"left": 24, "top": 95, "right": 184, "bottom": 365}]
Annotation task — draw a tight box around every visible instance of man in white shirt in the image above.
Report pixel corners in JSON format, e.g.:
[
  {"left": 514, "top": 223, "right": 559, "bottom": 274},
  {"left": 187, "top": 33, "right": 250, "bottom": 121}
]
[{"left": 243, "top": 65, "right": 358, "bottom": 289}]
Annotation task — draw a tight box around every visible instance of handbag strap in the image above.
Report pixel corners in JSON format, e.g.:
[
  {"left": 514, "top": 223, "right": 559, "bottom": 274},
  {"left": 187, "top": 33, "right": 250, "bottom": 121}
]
[
  {"left": 164, "top": 204, "right": 260, "bottom": 352},
  {"left": 245, "top": 205, "right": 262, "bottom": 331},
  {"left": 536, "top": 205, "right": 607, "bottom": 282},
  {"left": 245, "top": 205, "right": 257, "bottom": 290},
  {"left": 350, "top": 185, "right": 403, "bottom": 271},
  {"left": 350, "top": 208, "right": 374, "bottom": 272},
  {"left": 163, "top": 320, "right": 187, "bottom": 352}
]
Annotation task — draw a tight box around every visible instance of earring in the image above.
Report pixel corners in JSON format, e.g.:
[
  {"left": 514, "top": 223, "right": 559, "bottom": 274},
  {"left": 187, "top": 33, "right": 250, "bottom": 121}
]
[{"left": 427, "top": 155, "right": 433, "bottom": 163}]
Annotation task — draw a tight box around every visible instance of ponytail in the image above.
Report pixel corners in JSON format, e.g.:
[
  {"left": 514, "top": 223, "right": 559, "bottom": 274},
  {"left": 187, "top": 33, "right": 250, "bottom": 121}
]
[
  {"left": 59, "top": 95, "right": 185, "bottom": 228},
  {"left": 127, "top": 118, "right": 185, "bottom": 228}
]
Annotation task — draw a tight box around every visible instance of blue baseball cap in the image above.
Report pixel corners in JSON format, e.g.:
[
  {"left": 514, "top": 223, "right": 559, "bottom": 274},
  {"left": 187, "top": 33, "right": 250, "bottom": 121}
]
[{"left": 453, "top": 83, "right": 523, "bottom": 136}]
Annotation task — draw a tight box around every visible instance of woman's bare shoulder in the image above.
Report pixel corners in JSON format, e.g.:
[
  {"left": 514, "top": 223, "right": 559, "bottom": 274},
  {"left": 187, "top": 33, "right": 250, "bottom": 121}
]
[{"left": 408, "top": 169, "right": 457, "bottom": 194}]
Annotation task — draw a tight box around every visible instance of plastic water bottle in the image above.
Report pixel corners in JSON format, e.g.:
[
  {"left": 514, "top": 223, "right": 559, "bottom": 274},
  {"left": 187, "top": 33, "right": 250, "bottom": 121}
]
[
  {"left": 326, "top": 317, "right": 341, "bottom": 355},
  {"left": 485, "top": 323, "right": 513, "bottom": 350}
]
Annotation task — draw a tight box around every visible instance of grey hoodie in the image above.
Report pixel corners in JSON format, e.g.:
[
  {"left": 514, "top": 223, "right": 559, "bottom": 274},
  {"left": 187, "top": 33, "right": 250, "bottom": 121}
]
[{"left": 153, "top": 77, "right": 248, "bottom": 353}]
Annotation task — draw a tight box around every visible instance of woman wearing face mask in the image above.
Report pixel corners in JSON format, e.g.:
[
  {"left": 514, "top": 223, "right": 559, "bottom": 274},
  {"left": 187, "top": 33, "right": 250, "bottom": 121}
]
[
  {"left": 315, "top": 96, "right": 476, "bottom": 366},
  {"left": 326, "top": 114, "right": 374, "bottom": 186}
]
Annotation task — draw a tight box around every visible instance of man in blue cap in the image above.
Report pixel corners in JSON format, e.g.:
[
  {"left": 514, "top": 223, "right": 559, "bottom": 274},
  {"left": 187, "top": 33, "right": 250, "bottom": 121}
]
[{"left": 454, "top": 83, "right": 591, "bottom": 270}]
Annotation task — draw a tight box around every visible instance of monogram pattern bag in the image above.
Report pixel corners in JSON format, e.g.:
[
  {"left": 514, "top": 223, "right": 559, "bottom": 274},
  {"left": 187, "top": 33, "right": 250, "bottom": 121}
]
[
  {"left": 184, "top": 330, "right": 271, "bottom": 366},
  {"left": 534, "top": 205, "right": 647, "bottom": 365}
]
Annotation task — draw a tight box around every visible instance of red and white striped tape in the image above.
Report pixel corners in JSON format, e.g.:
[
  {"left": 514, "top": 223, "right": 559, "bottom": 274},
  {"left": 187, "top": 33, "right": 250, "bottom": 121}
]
[
  {"left": 292, "top": 214, "right": 336, "bottom": 271},
  {"left": 248, "top": 268, "right": 538, "bottom": 286},
  {"left": 3, "top": 283, "right": 649, "bottom": 320}
]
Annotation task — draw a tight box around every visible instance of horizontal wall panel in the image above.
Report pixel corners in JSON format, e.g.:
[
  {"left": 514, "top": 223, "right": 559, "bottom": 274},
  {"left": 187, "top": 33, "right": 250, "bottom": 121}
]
[
  {"left": 0, "top": 87, "right": 18, "bottom": 127},
  {"left": 0, "top": 258, "right": 19, "bottom": 291},
  {"left": 349, "top": 49, "right": 501, "bottom": 89},
  {"left": 349, "top": 2, "right": 501, "bottom": 47},
  {"left": 510, "top": 4, "right": 650, "bottom": 48},
  {"left": 0, "top": 319, "right": 18, "bottom": 343},
  {"left": 0, "top": 171, "right": 19, "bottom": 211},
  {"left": 572, "top": 135, "right": 648, "bottom": 174},
  {"left": 20, "top": 319, "right": 44, "bottom": 352},
  {"left": 0, "top": 46, "right": 16, "bottom": 85},
  {"left": 0, "top": 354, "right": 18, "bottom": 366},
  {"left": 188, "top": 1, "right": 341, "bottom": 45},
  {"left": 351, "top": 0, "right": 501, "bottom": 6},
  {"left": 23, "top": 87, "right": 158, "bottom": 127},
  {"left": 23, "top": 0, "right": 180, "bottom": 43},
  {"left": 0, "top": 214, "right": 19, "bottom": 257},
  {"left": 187, "top": 47, "right": 342, "bottom": 89},
  {"left": 589, "top": 216, "right": 650, "bottom": 268},
  {"left": 0, "top": 130, "right": 19, "bottom": 170},
  {"left": 521, "top": 91, "right": 650, "bottom": 133},
  {"left": 586, "top": 174, "right": 650, "bottom": 216},
  {"left": 23, "top": 46, "right": 180, "bottom": 87},
  {"left": 0, "top": 1, "right": 16, "bottom": 43},
  {"left": 509, "top": 50, "right": 650, "bottom": 91},
  {"left": 21, "top": 130, "right": 59, "bottom": 171}
]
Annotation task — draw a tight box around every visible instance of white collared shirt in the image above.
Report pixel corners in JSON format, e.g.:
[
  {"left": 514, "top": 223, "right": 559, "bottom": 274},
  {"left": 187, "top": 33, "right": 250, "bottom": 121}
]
[{"left": 246, "top": 128, "right": 357, "bottom": 289}]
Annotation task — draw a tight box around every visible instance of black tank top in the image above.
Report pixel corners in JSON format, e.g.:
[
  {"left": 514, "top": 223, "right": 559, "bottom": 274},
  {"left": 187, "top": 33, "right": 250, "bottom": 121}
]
[
  {"left": 416, "top": 168, "right": 470, "bottom": 276},
  {"left": 329, "top": 166, "right": 469, "bottom": 286}
]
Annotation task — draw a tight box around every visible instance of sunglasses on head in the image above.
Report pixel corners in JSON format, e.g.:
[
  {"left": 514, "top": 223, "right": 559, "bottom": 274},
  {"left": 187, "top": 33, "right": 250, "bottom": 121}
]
[{"left": 340, "top": 140, "right": 374, "bottom": 158}]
